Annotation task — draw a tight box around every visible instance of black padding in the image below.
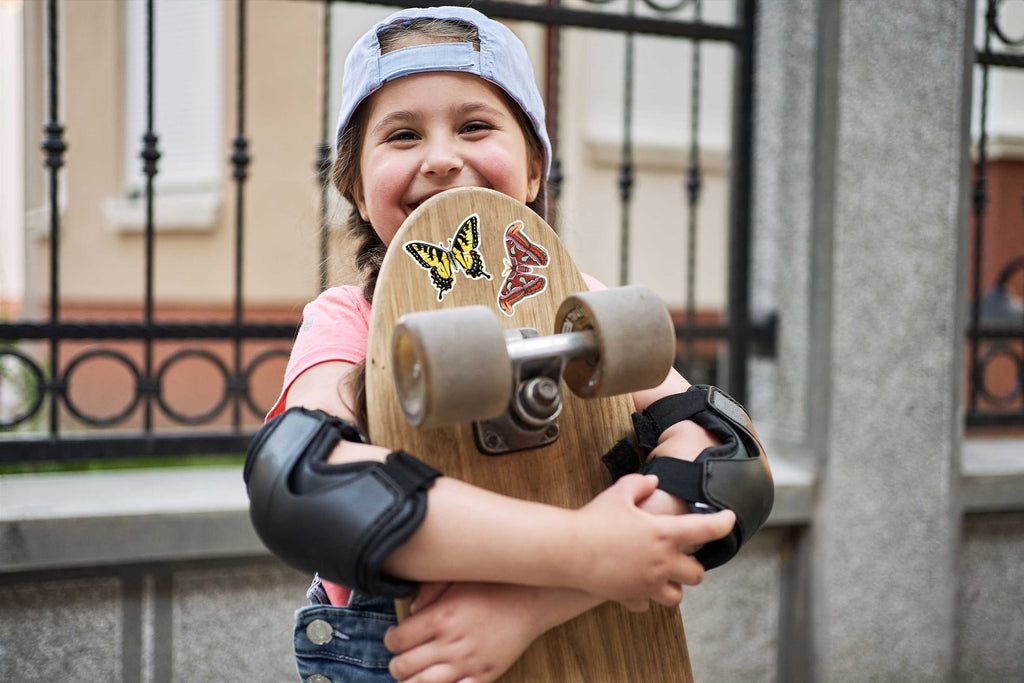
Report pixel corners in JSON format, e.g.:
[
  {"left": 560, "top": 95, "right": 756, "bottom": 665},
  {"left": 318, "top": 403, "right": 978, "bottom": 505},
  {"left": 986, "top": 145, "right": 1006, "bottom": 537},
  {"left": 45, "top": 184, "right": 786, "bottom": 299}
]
[
  {"left": 244, "top": 407, "right": 440, "bottom": 597},
  {"left": 606, "top": 385, "right": 774, "bottom": 570}
]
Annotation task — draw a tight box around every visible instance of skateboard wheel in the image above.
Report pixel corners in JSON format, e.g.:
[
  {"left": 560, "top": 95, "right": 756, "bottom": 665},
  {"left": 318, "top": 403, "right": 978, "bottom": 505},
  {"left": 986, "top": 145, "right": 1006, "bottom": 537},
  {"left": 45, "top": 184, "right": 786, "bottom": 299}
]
[
  {"left": 392, "top": 306, "right": 513, "bottom": 429},
  {"left": 555, "top": 286, "right": 675, "bottom": 398}
]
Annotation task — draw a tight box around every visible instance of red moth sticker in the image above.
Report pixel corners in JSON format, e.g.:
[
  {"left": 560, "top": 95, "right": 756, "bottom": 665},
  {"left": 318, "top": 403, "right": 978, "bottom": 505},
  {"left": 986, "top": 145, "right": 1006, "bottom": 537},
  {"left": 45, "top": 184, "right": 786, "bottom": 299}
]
[{"left": 497, "top": 220, "right": 549, "bottom": 316}]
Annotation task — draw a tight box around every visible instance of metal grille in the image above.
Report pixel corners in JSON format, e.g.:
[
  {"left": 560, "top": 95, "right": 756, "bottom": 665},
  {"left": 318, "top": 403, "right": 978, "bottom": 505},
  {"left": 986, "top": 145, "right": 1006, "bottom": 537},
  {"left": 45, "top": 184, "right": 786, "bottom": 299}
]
[
  {"left": 0, "top": 0, "right": 762, "bottom": 463},
  {"left": 968, "top": 0, "right": 1024, "bottom": 429}
]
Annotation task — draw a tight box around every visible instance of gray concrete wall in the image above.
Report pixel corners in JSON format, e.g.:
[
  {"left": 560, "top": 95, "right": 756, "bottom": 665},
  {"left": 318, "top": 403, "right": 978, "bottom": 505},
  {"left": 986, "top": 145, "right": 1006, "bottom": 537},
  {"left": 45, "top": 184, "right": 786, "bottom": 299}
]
[{"left": 2, "top": 516, "right": 1022, "bottom": 682}]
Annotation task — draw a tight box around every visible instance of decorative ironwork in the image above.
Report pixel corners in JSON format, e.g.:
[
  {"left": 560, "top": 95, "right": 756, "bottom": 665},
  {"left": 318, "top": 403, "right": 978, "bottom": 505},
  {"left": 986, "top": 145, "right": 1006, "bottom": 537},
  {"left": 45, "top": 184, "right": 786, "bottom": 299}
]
[
  {"left": 968, "top": 0, "right": 1024, "bottom": 428},
  {"left": 1, "top": 0, "right": 764, "bottom": 462}
]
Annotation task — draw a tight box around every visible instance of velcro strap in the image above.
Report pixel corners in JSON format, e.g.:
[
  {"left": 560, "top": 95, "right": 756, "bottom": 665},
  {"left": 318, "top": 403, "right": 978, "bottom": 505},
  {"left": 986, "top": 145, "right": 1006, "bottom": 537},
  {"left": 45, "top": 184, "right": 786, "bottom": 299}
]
[
  {"left": 637, "top": 456, "right": 704, "bottom": 502},
  {"left": 385, "top": 450, "right": 442, "bottom": 495},
  {"left": 601, "top": 437, "right": 643, "bottom": 481},
  {"left": 643, "top": 390, "right": 707, "bottom": 434}
]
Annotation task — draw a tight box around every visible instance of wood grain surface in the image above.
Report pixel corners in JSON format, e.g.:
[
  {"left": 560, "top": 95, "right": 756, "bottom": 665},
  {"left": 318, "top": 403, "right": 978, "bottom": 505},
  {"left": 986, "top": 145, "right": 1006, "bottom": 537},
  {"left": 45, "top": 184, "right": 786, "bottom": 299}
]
[{"left": 367, "top": 187, "right": 692, "bottom": 682}]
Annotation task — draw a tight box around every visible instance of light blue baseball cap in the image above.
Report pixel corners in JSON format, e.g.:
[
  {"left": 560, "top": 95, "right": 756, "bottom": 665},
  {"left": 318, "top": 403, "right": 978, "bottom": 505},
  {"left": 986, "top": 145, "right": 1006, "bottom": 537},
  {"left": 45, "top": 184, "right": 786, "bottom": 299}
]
[{"left": 335, "top": 6, "right": 551, "bottom": 177}]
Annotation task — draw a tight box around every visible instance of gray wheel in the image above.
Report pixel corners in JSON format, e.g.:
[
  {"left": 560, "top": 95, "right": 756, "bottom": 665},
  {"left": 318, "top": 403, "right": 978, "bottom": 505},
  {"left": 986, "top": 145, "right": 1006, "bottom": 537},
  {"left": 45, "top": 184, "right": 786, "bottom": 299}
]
[
  {"left": 555, "top": 286, "right": 675, "bottom": 398},
  {"left": 392, "top": 306, "right": 512, "bottom": 428}
]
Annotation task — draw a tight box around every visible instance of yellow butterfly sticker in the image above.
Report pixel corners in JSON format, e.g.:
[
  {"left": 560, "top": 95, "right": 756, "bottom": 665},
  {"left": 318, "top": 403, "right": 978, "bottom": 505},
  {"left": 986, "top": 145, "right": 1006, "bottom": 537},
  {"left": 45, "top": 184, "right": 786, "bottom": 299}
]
[{"left": 404, "top": 214, "right": 492, "bottom": 301}]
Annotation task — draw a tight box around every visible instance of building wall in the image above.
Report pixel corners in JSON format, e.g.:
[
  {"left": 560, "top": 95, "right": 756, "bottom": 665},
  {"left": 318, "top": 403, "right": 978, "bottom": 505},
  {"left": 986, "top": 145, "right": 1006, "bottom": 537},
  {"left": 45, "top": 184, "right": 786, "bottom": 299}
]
[{"left": 17, "top": 0, "right": 733, "bottom": 313}]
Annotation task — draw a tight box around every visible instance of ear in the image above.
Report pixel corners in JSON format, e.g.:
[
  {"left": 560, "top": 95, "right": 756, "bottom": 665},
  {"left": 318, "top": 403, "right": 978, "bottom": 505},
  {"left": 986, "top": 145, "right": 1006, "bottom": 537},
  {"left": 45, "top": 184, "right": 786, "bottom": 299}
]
[
  {"left": 526, "top": 154, "right": 544, "bottom": 204},
  {"left": 353, "top": 182, "right": 370, "bottom": 222}
]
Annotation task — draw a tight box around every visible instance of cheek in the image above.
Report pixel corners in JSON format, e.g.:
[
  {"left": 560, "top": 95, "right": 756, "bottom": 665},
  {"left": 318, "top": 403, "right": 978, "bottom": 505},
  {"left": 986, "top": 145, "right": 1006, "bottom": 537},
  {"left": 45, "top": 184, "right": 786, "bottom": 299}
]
[
  {"left": 362, "top": 160, "right": 408, "bottom": 211},
  {"left": 482, "top": 147, "right": 531, "bottom": 200}
]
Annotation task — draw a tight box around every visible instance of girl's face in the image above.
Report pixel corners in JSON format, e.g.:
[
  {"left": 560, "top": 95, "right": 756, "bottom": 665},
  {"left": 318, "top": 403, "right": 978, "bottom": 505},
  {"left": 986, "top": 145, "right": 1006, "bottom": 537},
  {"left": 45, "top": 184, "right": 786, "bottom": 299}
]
[{"left": 354, "top": 71, "right": 543, "bottom": 246}]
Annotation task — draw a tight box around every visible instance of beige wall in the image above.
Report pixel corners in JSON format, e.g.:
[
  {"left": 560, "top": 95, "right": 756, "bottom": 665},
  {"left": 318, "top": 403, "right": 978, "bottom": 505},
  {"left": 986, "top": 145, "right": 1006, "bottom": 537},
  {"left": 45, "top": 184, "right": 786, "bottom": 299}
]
[
  {"left": 25, "top": 0, "right": 333, "bottom": 308},
  {"left": 21, "top": 0, "right": 733, "bottom": 314},
  {"left": 1, "top": 0, "right": 25, "bottom": 315}
]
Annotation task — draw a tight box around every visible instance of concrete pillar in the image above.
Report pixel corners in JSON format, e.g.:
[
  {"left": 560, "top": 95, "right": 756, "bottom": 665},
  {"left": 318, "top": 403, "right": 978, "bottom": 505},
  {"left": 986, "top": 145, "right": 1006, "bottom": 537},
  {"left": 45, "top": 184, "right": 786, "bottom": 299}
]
[
  {"left": 806, "top": 1, "right": 972, "bottom": 680},
  {"left": 753, "top": 0, "right": 972, "bottom": 679}
]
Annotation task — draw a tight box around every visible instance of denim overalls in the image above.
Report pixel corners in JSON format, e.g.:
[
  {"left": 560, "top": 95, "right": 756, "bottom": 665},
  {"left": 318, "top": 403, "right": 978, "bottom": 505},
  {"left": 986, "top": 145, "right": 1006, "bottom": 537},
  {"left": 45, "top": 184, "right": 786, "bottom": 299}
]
[{"left": 294, "top": 575, "right": 398, "bottom": 682}]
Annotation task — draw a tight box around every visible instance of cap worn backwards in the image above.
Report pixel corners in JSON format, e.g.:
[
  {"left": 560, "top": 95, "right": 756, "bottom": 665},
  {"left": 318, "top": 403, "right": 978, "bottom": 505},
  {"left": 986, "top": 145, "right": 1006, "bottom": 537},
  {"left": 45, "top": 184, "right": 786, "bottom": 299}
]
[{"left": 336, "top": 6, "right": 551, "bottom": 176}]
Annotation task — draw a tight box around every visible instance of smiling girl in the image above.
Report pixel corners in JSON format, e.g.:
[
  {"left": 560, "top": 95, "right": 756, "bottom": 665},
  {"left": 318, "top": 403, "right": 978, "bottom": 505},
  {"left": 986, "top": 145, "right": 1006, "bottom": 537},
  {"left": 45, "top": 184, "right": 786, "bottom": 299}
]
[{"left": 250, "top": 7, "right": 747, "bottom": 682}]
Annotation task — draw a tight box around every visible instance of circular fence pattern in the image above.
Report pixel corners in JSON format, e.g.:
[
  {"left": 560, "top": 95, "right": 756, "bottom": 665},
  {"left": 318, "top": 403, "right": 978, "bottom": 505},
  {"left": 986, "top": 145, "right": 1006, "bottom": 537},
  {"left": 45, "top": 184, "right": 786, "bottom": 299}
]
[
  {"left": 0, "top": 349, "right": 46, "bottom": 429},
  {"left": 0, "top": 345, "right": 293, "bottom": 431}
]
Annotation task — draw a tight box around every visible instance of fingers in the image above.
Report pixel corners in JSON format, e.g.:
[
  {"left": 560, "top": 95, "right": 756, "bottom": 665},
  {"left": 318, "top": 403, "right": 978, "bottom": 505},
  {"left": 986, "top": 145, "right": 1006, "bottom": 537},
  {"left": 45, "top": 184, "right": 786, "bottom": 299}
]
[
  {"left": 623, "top": 597, "right": 650, "bottom": 613},
  {"left": 411, "top": 581, "right": 451, "bottom": 614},
  {"left": 682, "top": 509, "right": 736, "bottom": 543},
  {"left": 385, "top": 616, "right": 434, "bottom": 654},
  {"left": 388, "top": 641, "right": 445, "bottom": 681},
  {"left": 391, "top": 660, "right": 463, "bottom": 683},
  {"left": 652, "top": 581, "right": 686, "bottom": 607}
]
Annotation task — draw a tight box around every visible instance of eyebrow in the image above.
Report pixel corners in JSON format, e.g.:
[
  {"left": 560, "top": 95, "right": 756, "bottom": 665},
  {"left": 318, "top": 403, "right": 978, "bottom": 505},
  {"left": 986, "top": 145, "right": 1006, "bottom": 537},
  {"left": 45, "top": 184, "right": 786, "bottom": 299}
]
[{"left": 369, "top": 101, "right": 509, "bottom": 137}]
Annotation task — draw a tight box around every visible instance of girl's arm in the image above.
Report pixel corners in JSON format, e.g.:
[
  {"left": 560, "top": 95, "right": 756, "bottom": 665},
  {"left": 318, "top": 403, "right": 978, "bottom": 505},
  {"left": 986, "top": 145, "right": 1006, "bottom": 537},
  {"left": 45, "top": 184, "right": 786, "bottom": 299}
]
[
  {"left": 380, "top": 368, "right": 728, "bottom": 683},
  {"left": 285, "top": 360, "right": 731, "bottom": 609}
]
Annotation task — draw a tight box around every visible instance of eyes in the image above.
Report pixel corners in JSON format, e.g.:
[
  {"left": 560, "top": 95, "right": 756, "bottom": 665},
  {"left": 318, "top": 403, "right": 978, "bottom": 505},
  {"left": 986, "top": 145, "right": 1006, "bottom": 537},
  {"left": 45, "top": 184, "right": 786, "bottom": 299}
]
[{"left": 383, "top": 121, "right": 495, "bottom": 144}]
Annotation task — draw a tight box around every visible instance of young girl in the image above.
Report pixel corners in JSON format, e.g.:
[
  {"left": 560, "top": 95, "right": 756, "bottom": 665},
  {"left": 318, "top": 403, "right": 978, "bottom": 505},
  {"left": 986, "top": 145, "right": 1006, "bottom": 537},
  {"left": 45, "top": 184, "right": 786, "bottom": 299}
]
[{"left": 262, "top": 7, "right": 739, "bottom": 682}]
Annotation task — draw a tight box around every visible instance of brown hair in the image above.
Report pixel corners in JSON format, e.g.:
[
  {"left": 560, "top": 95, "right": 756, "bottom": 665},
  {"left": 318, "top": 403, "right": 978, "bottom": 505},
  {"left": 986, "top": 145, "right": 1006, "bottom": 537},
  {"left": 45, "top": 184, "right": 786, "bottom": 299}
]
[{"left": 331, "top": 18, "right": 549, "bottom": 432}]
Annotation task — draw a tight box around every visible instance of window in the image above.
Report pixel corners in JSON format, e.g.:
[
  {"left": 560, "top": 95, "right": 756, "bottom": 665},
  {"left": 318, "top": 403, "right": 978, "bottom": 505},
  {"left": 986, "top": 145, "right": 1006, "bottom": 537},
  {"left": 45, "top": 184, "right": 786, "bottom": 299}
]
[{"left": 105, "top": 0, "right": 224, "bottom": 231}]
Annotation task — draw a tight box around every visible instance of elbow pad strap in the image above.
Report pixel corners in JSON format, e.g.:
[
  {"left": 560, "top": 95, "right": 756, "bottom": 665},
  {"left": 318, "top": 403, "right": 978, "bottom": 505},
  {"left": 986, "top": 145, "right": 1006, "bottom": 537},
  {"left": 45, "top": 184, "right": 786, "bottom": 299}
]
[
  {"left": 604, "top": 385, "right": 774, "bottom": 570},
  {"left": 244, "top": 407, "right": 440, "bottom": 597}
]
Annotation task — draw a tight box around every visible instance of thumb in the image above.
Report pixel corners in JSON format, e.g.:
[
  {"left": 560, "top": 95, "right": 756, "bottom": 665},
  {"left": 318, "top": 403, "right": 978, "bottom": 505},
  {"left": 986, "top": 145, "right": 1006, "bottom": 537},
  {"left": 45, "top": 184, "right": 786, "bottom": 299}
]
[
  {"left": 700, "top": 509, "right": 737, "bottom": 541},
  {"left": 616, "top": 473, "right": 660, "bottom": 502}
]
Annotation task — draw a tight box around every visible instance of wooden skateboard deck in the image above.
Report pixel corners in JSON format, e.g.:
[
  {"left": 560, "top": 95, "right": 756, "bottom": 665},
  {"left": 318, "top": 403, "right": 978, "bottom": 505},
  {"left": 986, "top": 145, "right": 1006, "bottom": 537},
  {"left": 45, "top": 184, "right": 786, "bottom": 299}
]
[{"left": 366, "top": 187, "right": 693, "bottom": 682}]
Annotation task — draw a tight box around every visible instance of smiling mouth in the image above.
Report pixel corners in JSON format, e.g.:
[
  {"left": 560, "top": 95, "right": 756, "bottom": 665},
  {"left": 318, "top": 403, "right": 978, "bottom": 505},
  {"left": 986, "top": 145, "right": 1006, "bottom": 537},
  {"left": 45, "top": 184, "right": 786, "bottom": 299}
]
[{"left": 408, "top": 187, "right": 466, "bottom": 212}]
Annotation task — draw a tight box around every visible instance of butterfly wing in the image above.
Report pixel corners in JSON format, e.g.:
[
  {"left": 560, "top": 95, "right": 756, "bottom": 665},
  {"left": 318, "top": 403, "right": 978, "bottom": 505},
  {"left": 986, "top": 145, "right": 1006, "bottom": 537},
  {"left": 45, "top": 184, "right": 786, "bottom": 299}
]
[
  {"left": 504, "top": 221, "right": 549, "bottom": 269},
  {"left": 450, "top": 214, "right": 492, "bottom": 280},
  {"left": 498, "top": 270, "right": 548, "bottom": 316},
  {"left": 404, "top": 241, "right": 455, "bottom": 301}
]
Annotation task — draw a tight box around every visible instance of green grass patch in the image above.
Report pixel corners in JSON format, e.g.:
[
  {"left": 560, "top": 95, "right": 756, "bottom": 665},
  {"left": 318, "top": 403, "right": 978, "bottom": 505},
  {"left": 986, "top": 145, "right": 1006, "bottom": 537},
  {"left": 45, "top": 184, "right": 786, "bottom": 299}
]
[{"left": 0, "top": 453, "right": 246, "bottom": 475}]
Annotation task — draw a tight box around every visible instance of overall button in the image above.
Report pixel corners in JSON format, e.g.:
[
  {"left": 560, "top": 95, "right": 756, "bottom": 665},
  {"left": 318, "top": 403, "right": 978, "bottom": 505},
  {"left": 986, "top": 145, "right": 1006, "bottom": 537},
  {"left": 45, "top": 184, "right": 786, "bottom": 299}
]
[
  {"left": 306, "top": 619, "right": 334, "bottom": 645},
  {"left": 306, "top": 675, "right": 332, "bottom": 683}
]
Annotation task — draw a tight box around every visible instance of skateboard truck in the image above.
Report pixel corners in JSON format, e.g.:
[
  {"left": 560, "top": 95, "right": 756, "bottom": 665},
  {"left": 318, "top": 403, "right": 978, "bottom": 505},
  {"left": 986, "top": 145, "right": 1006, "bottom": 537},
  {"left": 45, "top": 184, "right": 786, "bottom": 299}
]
[
  {"left": 475, "top": 327, "right": 601, "bottom": 454},
  {"left": 391, "top": 286, "right": 676, "bottom": 455}
]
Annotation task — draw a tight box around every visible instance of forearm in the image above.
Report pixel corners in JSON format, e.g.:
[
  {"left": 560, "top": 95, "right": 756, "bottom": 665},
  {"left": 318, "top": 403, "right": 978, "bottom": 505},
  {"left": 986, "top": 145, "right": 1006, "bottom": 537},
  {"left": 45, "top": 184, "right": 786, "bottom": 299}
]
[
  {"left": 384, "top": 473, "right": 584, "bottom": 587},
  {"left": 285, "top": 362, "right": 727, "bottom": 605}
]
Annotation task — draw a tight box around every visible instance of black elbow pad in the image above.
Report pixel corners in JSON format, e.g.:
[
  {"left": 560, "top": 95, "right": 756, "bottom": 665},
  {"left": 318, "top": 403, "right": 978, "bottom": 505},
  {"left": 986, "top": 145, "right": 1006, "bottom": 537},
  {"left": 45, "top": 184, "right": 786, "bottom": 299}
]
[
  {"left": 244, "top": 407, "right": 440, "bottom": 597},
  {"left": 603, "top": 385, "right": 774, "bottom": 570}
]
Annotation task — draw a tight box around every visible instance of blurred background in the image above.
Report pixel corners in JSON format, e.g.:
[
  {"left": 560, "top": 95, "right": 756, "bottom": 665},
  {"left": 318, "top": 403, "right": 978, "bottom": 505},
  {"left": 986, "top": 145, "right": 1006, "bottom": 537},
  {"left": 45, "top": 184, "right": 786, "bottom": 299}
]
[{"left": 1, "top": 0, "right": 1022, "bottom": 680}]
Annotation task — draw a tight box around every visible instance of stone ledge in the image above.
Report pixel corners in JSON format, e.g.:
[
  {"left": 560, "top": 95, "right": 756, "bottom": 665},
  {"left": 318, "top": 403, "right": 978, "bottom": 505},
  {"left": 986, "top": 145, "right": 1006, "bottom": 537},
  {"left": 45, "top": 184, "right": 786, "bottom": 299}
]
[
  {"left": 3, "top": 443, "right": 1018, "bottom": 573},
  {"left": 0, "top": 467, "right": 263, "bottom": 572},
  {"left": 962, "top": 438, "right": 1024, "bottom": 513}
]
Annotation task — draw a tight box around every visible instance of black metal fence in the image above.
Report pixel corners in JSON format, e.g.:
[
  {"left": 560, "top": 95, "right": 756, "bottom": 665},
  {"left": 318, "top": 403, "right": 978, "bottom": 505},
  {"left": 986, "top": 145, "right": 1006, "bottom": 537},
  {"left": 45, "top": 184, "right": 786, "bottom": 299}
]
[
  {"left": 0, "top": 0, "right": 762, "bottom": 463},
  {"left": 968, "top": 0, "right": 1024, "bottom": 429}
]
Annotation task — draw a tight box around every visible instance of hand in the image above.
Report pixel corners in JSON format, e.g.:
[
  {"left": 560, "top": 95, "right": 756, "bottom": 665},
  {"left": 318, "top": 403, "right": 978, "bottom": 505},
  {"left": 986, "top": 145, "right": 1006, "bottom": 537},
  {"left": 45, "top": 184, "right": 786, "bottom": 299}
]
[
  {"left": 384, "top": 582, "right": 545, "bottom": 683},
  {"left": 573, "top": 474, "right": 735, "bottom": 611}
]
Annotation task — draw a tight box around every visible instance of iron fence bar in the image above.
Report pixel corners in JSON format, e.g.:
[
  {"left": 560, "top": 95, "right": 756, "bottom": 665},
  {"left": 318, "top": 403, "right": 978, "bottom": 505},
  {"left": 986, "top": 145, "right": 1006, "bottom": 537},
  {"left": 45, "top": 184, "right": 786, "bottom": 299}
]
[
  {"left": 142, "top": 0, "right": 159, "bottom": 436},
  {"left": 618, "top": 0, "right": 636, "bottom": 286},
  {"left": 967, "top": 413, "right": 1024, "bottom": 429},
  {"left": 725, "top": 0, "right": 755, "bottom": 403},
  {"left": 231, "top": 0, "right": 252, "bottom": 431},
  {"left": 0, "top": 433, "right": 255, "bottom": 463},
  {"left": 311, "top": 0, "right": 743, "bottom": 41},
  {"left": 976, "top": 51, "right": 1024, "bottom": 68},
  {"left": 42, "top": 0, "right": 66, "bottom": 447},
  {"left": 968, "top": 0, "right": 994, "bottom": 415},
  {"left": 318, "top": 1, "right": 333, "bottom": 291},
  {"left": 0, "top": 322, "right": 297, "bottom": 341},
  {"left": 544, "top": 0, "right": 563, "bottom": 227},
  {"left": 682, "top": 0, "right": 703, "bottom": 376}
]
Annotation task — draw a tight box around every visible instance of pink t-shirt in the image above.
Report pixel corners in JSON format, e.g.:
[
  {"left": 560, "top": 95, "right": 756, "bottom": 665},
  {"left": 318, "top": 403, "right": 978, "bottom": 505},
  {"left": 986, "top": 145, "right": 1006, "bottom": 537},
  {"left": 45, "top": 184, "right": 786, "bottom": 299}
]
[{"left": 269, "top": 274, "right": 605, "bottom": 606}]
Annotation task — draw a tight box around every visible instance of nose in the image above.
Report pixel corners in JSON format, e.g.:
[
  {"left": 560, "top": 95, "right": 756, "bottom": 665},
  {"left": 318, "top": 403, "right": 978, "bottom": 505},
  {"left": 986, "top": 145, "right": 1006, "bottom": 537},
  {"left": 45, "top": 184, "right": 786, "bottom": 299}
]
[{"left": 420, "top": 139, "right": 463, "bottom": 178}]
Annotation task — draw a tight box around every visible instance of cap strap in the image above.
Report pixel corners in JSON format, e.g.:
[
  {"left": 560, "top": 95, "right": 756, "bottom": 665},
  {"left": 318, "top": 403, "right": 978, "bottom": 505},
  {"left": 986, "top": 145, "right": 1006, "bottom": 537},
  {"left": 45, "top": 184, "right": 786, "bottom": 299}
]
[{"left": 378, "top": 42, "right": 481, "bottom": 83}]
